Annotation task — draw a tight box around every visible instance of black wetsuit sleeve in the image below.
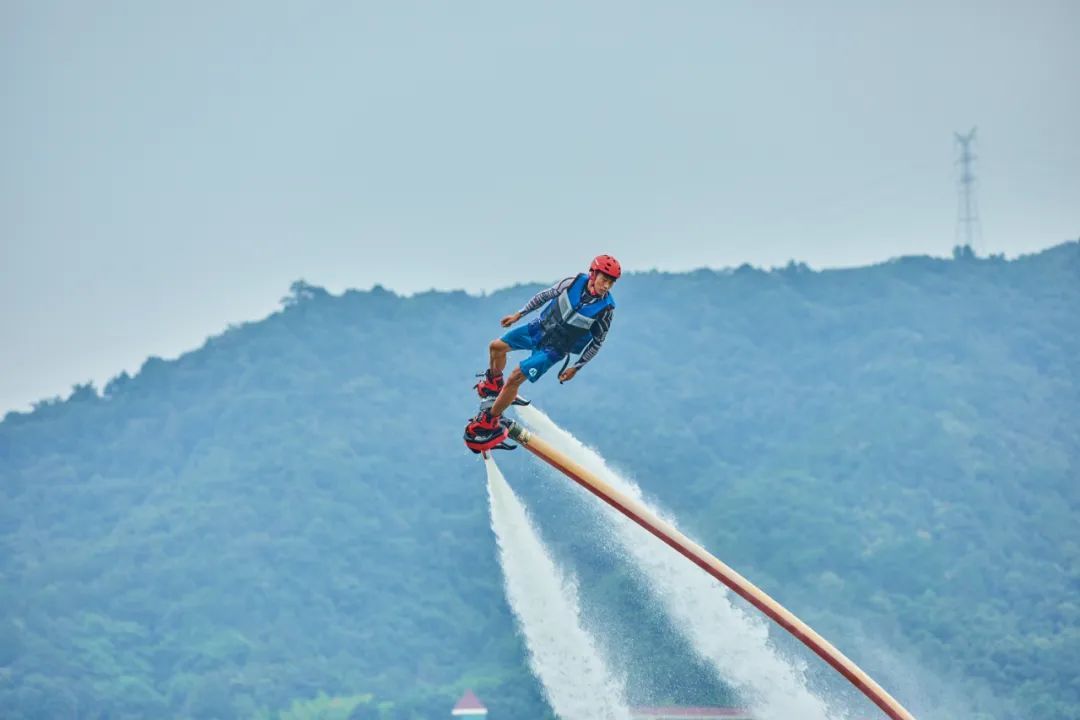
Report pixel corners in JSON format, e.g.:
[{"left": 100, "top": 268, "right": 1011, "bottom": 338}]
[
  {"left": 572, "top": 307, "right": 614, "bottom": 370},
  {"left": 518, "top": 276, "right": 576, "bottom": 316}
]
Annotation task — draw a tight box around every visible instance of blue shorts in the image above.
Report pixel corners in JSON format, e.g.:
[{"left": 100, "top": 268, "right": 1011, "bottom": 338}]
[{"left": 500, "top": 322, "right": 565, "bottom": 383}]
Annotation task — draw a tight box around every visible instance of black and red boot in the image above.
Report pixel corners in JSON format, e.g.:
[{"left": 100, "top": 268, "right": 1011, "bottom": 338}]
[
  {"left": 474, "top": 369, "right": 531, "bottom": 408},
  {"left": 464, "top": 409, "right": 511, "bottom": 453},
  {"left": 475, "top": 369, "right": 504, "bottom": 399}
]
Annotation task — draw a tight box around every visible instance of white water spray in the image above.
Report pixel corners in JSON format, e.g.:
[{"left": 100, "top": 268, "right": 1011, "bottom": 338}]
[
  {"left": 485, "top": 457, "right": 632, "bottom": 720},
  {"left": 515, "top": 405, "right": 844, "bottom": 720}
]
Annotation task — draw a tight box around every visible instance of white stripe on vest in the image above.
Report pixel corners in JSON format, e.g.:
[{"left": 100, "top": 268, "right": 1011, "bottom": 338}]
[{"left": 556, "top": 289, "right": 597, "bottom": 329}]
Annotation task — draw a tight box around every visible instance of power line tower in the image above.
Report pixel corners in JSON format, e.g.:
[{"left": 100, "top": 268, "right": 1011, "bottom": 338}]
[{"left": 954, "top": 127, "right": 981, "bottom": 253}]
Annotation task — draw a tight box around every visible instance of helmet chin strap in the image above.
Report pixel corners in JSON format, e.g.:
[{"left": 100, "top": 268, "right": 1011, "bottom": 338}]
[{"left": 587, "top": 271, "right": 609, "bottom": 297}]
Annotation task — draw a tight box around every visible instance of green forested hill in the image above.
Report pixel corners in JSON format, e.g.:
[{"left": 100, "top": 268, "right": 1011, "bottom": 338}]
[{"left": 1, "top": 243, "right": 1077, "bottom": 720}]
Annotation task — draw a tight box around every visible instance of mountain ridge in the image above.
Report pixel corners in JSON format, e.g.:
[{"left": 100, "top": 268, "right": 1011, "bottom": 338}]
[{"left": 1, "top": 241, "right": 1077, "bottom": 720}]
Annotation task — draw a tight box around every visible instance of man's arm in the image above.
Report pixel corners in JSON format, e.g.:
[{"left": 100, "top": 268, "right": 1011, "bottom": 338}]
[
  {"left": 518, "top": 276, "right": 576, "bottom": 316},
  {"left": 571, "top": 307, "right": 614, "bottom": 370},
  {"left": 502, "top": 276, "right": 577, "bottom": 327}
]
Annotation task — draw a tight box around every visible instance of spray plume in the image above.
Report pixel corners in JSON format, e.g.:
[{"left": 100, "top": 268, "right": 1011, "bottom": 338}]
[
  {"left": 485, "top": 456, "right": 633, "bottom": 720},
  {"left": 515, "top": 405, "right": 844, "bottom": 720}
]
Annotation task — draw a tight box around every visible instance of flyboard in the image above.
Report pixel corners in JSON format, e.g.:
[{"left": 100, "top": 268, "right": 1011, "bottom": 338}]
[
  {"left": 500, "top": 420, "right": 918, "bottom": 720},
  {"left": 463, "top": 370, "right": 531, "bottom": 454}
]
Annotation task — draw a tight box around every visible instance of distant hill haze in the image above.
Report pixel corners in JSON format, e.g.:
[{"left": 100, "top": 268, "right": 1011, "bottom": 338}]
[{"left": 1, "top": 243, "right": 1077, "bottom": 719}]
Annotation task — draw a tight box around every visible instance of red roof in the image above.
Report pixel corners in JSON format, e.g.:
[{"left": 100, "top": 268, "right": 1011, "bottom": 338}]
[{"left": 452, "top": 690, "right": 487, "bottom": 713}]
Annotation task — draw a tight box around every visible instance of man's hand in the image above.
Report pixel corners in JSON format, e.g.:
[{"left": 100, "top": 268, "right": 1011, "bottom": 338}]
[
  {"left": 501, "top": 312, "right": 522, "bottom": 328},
  {"left": 558, "top": 366, "right": 578, "bottom": 383}
]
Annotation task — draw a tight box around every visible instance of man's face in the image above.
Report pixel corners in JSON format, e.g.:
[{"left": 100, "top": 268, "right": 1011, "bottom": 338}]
[{"left": 589, "top": 272, "right": 616, "bottom": 296}]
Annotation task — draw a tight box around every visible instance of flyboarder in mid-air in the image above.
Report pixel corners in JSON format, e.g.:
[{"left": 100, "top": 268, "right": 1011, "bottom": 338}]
[{"left": 464, "top": 254, "right": 621, "bottom": 453}]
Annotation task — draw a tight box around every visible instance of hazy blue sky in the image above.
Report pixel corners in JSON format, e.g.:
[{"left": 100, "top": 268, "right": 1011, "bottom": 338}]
[{"left": 3, "top": 1, "right": 1077, "bottom": 414}]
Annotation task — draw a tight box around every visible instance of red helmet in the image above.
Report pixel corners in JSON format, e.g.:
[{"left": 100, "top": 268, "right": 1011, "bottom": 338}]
[{"left": 589, "top": 254, "right": 622, "bottom": 280}]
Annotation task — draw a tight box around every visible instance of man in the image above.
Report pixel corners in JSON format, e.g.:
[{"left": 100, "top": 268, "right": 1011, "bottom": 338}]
[{"left": 464, "top": 254, "right": 621, "bottom": 452}]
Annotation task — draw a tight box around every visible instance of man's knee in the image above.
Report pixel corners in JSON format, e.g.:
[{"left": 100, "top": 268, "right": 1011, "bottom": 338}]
[
  {"left": 490, "top": 339, "right": 510, "bottom": 354},
  {"left": 507, "top": 368, "right": 527, "bottom": 385}
]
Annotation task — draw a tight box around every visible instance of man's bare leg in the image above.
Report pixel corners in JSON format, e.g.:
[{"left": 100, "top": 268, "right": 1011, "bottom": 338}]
[
  {"left": 491, "top": 368, "right": 527, "bottom": 417},
  {"left": 489, "top": 339, "right": 510, "bottom": 376}
]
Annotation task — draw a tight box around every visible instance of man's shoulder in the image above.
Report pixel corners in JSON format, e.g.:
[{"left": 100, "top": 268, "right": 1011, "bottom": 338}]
[{"left": 550, "top": 275, "right": 578, "bottom": 292}]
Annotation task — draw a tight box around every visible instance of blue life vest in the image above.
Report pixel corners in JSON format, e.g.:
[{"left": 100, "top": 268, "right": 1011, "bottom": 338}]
[{"left": 538, "top": 273, "right": 615, "bottom": 355}]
